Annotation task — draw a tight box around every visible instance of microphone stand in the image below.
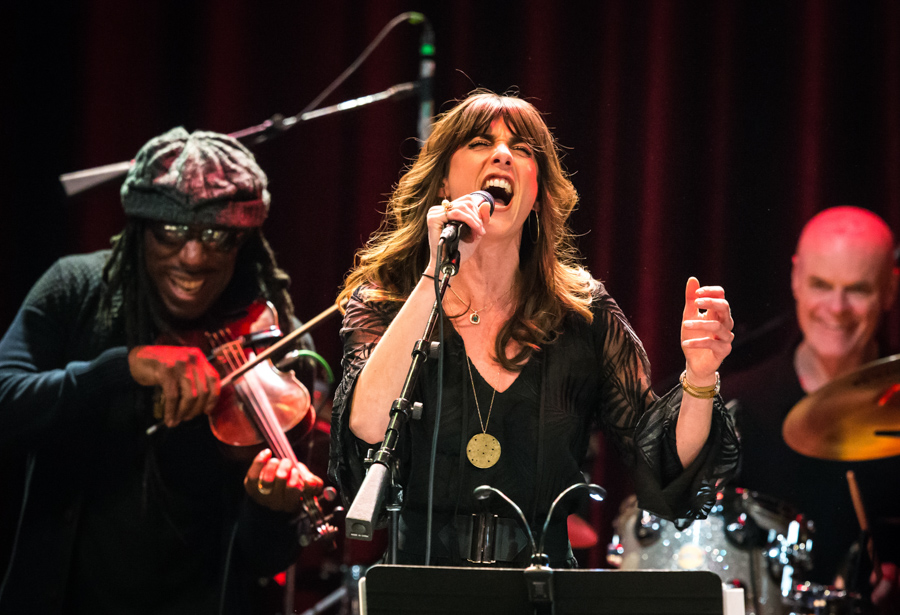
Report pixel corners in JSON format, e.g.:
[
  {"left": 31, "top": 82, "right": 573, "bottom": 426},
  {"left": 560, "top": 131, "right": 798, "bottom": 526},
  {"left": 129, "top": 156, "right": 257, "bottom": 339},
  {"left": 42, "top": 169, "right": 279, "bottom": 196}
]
[
  {"left": 416, "top": 18, "right": 435, "bottom": 144},
  {"left": 473, "top": 482, "right": 606, "bottom": 615},
  {"left": 231, "top": 81, "right": 419, "bottom": 145},
  {"left": 472, "top": 485, "right": 551, "bottom": 613},
  {"left": 343, "top": 252, "right": 457, "bottom": 560},
  {"left": 344, "top": 193, "right": 487, "bottom": 560},
  {"left": 59, "top": 81, "right": 421, "bottom": 196}
]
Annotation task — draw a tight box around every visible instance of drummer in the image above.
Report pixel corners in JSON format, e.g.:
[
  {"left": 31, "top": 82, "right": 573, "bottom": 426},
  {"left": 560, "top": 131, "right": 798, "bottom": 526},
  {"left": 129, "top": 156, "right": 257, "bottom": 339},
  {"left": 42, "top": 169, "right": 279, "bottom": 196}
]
[{"left": 727, "top": 206, "right": 900, "bottom": 610}]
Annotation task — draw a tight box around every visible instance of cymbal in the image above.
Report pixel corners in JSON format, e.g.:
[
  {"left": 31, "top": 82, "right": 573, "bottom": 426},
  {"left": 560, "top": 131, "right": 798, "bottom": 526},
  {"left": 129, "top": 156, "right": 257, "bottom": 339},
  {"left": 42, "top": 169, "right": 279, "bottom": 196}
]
[{"left": 782, "top": 354, "right": 900, "bottom": 461}]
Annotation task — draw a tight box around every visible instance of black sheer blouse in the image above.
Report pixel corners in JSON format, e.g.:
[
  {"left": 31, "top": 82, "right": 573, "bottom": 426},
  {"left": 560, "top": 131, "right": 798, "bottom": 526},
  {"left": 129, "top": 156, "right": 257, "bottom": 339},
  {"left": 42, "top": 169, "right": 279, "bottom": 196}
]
[{"left": 328, "top": 280, "right": 739, "bottom": 566}]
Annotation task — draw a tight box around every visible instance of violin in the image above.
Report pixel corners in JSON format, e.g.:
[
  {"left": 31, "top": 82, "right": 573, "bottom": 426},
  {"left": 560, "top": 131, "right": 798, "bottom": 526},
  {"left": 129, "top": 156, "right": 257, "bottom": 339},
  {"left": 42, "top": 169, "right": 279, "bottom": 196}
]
[
  {"left": 155, "top": 300, "right": 339, "bottom": 546},
  {"left": 205, "top": 301, "right": 313, "bottom": 451}
]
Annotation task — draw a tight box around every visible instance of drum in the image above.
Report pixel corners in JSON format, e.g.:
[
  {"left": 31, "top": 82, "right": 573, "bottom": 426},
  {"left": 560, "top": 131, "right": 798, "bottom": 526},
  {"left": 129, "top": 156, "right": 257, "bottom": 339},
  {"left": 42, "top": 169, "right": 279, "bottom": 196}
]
[{"left": 608, "top": 488, "right": 813, "bottom": 615}]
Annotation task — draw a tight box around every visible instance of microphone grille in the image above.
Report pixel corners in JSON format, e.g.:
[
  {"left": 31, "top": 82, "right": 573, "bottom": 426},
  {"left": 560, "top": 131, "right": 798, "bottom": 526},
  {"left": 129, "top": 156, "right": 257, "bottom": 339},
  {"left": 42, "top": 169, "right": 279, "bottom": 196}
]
[
  {"left": 470, "top": 190, "right": 496, "bottom": 216},
  {"left": 473, "top": 485, "right": 494, "bottom": 501}
]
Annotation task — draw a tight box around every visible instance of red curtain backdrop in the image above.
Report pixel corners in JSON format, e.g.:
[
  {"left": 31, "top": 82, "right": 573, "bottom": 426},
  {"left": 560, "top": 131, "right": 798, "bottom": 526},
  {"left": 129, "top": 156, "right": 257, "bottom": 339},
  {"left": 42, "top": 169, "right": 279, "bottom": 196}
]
[{"left": 4, "top": 0, "right": 900, "bottom": 572}]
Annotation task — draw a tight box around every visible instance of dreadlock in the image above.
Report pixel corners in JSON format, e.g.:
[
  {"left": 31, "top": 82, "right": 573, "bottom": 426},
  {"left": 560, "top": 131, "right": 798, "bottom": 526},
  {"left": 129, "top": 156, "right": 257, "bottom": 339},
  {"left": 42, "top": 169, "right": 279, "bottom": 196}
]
[
  {"left": 233, "top": 228, "right": 297, "bottom": 332},
  {"left": 100, "top": 220, "right": 152, "bottom": 347}
]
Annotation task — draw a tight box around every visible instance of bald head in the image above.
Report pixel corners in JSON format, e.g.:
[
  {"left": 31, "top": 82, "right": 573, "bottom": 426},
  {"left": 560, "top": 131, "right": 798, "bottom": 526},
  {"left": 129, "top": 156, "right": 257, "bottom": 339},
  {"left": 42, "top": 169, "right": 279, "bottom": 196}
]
[
  {"left": 796, "top": 206, "right": 895, "bottom": 266},
  {"left": 792, "top": 206, "right": 898, "bottom": 367}
]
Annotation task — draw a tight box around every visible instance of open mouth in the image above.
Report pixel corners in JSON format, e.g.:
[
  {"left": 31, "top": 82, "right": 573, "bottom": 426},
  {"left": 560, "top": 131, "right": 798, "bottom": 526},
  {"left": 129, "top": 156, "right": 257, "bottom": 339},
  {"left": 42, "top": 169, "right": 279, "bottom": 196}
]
[
  {"left": 482, "top": 177, "right": 513, "bottom": 207},
  {"left": 169, "top": 274, "right": 204, "bottom": 294}
]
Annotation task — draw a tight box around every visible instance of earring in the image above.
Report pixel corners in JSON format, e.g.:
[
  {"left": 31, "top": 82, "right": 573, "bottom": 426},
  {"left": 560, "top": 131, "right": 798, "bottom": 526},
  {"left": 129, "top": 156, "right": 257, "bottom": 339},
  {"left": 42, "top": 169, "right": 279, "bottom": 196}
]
[{"left": 528, "top": 210, "right": 541, "bottom": 244}]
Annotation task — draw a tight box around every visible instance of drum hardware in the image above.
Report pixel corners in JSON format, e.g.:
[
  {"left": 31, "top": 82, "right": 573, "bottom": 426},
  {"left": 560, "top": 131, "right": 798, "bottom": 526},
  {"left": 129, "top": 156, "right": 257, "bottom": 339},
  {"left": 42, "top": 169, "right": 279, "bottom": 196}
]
[
  {"left": 766, "top": 518, "right": 814, "bottom": 601},
  {"left": 783, "top": 582, "right": 862, "bottom": 615},
  {"left": 634, "top": 510, "right": 662, "bottom": 546},
  {"left": 724, "top": 497, "right": 769, "bottom": 550},
  {"left": 778, "top": 356, "right": 900, "bottom": 612},
  {"left": 609, "top": 489, "right": 814, "bottom": 615},
  {"left": 845, "top": 469, "right": 882, "bottom": 591},
  {"left": 782, "top": 353, "right": 900, "bottom": 461}
]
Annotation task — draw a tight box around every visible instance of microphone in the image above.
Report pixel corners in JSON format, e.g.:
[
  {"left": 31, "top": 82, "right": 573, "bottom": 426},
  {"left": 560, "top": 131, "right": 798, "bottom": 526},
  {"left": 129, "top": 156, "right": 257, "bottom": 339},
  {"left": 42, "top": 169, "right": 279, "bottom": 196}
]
[
  {"left": 474, "top": 483, "right": 603, "bottom": 612},
  {"left": 439, "top": 190, "right": 496, "bottom": 244},
  {"left": 473, "top": 482, "right": 606, "bottom": 566},
  {"left": 537, "top": 483, "right": 606, "bottom": 559},
  {"left": 473, "top": 485, "right": 537, "bottom": 556},
  {"left": 410, "top": 13, "right": 435, "bottom": 145}
]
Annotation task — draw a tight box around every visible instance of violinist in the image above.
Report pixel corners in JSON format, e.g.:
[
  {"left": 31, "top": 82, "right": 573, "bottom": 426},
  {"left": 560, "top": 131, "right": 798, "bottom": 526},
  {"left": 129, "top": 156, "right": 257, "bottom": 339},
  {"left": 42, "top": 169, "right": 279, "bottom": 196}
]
[{"left": 0, "top": 128, "right": 323, "bottom": 615}]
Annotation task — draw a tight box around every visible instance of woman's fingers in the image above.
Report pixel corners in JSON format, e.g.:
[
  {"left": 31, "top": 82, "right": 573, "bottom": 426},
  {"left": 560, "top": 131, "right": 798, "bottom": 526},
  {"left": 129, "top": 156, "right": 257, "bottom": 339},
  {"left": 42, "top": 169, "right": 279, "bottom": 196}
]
[{"left": 682, "top": 277, "right": 735, "bottom": 376}]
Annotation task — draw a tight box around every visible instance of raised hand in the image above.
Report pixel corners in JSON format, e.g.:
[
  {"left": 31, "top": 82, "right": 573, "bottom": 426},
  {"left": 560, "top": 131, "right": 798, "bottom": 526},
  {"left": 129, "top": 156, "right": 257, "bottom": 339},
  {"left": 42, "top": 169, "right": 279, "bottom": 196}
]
[
  {"left": 424, "top": 193, "right": 493, "bottom": 272},
  {"left": 680, "top": 277, "right": 735, "bottom": 384}
]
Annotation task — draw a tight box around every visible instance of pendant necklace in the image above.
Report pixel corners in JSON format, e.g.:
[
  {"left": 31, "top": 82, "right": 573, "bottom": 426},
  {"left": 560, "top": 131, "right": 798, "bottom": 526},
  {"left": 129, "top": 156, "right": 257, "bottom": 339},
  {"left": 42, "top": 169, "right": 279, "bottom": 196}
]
[
  {"left": 447, "top": 285, "right": 495, "bottom": 325},
  {"left": 465, "top": 356, "right": 501, "bottom": 468}
]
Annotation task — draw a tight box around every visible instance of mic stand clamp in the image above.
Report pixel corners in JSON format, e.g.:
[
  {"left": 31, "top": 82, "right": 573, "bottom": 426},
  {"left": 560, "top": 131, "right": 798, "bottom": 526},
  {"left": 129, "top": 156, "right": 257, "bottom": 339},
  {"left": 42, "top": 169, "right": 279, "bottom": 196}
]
[
  {"left": 524, "top": 555, "right": 554, "bottom": 615},
  {"left": 440, "top": 241, "right": 461, "bottom": 277},
  {"left": 472, "top": 484, "right": 555, "bottom": 614},
  {"left": 385, "top": 465, "right": 404, "bottom": 565},
  {"left": 343, "top": 274, "right": 451, "bottom": 558}
]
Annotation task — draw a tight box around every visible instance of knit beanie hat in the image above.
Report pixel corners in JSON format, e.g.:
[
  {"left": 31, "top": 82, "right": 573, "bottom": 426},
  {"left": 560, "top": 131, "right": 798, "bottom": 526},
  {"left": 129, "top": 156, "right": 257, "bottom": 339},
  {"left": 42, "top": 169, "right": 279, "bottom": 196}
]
[{"left": 120, "top": 127, "right": 270, "bottom": 228}]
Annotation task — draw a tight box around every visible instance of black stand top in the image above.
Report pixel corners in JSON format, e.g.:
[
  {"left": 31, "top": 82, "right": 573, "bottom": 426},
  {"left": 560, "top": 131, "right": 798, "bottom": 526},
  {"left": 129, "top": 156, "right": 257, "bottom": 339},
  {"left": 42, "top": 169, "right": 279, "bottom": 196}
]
[{"left": 362, "top": 565, "right": 724, "bottom": 615}]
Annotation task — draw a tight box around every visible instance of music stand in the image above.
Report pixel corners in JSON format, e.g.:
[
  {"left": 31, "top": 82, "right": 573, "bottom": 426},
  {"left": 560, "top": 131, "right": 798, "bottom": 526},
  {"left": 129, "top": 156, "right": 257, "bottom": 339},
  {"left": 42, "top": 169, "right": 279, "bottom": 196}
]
[{"left": 360, "top": 565, "right": 725, "bottom": 615}]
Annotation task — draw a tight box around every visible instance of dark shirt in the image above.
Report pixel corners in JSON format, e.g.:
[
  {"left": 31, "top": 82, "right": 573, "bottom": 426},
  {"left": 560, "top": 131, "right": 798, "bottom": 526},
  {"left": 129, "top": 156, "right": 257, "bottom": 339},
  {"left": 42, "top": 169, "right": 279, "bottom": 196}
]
[
  {"left": 328, "top": 281, "right": 740, "bottom": 567},
  {"left": 726, "top": 343, "right": 900, "bottom": 586},
  {"left": 0, "top": 251, "right": 305, "bottom": 615}
]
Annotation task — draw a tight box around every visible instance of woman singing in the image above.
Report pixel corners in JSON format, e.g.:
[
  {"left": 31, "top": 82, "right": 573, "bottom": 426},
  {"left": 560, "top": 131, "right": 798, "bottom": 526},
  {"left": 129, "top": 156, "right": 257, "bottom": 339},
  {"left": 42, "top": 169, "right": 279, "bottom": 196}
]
[{"left": 328, "top": 90, "right": 739, "bottom": 568}]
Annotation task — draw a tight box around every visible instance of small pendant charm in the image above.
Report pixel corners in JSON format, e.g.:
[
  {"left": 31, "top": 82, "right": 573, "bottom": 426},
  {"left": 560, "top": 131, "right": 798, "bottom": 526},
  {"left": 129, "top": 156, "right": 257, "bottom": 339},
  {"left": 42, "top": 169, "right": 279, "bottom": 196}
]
[
  {"left": 469, "top": 312, "right": 481, "bottom": 325},
  {"left": 467, "top": 433, "right": 501, "bottom": 468}
]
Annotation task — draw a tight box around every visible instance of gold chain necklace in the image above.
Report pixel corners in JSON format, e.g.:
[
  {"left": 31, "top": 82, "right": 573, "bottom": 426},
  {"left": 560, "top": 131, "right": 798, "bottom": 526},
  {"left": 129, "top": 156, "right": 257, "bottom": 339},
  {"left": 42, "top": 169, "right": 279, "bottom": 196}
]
[
  {"left": 465, "top": 356, "right": 501, "bottom": 468},
  {"left": 447, "top": 285, "right": 495, "bottom": 325},
  {"left": 447, "top": 284, "right": 515, "bottom": 325}
]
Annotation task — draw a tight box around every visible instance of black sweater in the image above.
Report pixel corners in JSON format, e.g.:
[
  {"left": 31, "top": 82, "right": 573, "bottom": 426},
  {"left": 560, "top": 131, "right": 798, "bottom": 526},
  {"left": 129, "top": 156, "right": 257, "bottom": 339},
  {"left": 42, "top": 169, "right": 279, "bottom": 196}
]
[{"left": 0, "top": 251, "right": 303, "bottom": 615}]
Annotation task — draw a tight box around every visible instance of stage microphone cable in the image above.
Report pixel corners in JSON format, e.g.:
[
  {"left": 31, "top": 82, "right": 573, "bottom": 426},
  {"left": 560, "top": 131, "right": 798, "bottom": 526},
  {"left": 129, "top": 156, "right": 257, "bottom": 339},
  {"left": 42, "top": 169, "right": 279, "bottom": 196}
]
[
  {"left": 60, "top": 13, "right": 434, "bottom": 195},
  {"left": 0, "top": 453, "right": 36, "bottom": 605},
  {"left": 424, "top": 238, "right": 451, "bottom": 566},
  {"left": 301, "top": 12, "right": 429, "bottom": 115}
]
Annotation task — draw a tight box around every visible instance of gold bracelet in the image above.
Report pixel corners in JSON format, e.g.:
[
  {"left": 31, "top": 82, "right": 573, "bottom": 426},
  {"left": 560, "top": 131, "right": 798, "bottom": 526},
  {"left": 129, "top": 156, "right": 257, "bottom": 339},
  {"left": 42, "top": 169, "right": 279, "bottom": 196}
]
[{"left": 679, "top": 370, "right": 720, "bottom": 399}]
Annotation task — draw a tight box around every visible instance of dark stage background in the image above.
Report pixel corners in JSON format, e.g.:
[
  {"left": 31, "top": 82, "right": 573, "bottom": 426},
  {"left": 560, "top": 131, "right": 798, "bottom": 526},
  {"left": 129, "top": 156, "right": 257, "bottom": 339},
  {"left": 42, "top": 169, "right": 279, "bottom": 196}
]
[{"left": 3, "top": 0, "right": 900, "bottom": 589}]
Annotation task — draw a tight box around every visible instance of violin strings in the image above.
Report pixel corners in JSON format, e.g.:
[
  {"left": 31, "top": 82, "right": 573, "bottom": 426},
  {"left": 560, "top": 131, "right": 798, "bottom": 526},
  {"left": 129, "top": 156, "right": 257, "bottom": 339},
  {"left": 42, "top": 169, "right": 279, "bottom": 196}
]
[
  {"left": 216, "top": 335, "right": 295, "bottom": 462},
  {"left": 241, "top": 372, "right": 295, "bottom": 462},
  {"left": 210, "top": 327, "right": 328, "bottom": 537}
]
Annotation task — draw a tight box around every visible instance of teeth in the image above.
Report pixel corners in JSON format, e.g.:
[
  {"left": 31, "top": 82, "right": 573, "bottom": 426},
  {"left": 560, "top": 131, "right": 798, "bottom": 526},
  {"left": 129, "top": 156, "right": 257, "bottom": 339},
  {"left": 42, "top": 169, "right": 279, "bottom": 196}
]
[
  {"left": 482, "top": 177, "right": 513, "bottom": 205},
  {"left": 172, "top": 278, "right": 203, "bottom": 292},
  {"left": 483, "top": 177, "right": 512, "bottom": 193}
]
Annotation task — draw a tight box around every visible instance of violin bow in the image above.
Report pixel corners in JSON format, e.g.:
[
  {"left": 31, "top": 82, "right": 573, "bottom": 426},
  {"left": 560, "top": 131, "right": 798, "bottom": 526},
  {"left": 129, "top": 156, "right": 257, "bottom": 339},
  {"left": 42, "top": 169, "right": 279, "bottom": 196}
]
[{"left": 221, "top": 299, "right": 347, "bottom": 388}]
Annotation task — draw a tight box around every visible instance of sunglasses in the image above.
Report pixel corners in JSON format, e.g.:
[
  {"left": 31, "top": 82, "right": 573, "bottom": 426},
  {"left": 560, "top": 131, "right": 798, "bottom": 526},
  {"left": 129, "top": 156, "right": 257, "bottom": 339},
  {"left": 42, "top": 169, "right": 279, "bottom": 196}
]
[{"left": 147, "top": 221, "right": 248, "bottom": 252}]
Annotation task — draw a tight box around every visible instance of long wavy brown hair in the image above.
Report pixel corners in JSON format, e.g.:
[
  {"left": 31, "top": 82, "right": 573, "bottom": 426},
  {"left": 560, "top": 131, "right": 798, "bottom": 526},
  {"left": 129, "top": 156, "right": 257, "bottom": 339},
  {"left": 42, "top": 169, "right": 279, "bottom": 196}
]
[{"left": 337, "top": 90, "right": 595, "bottom": 370}]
